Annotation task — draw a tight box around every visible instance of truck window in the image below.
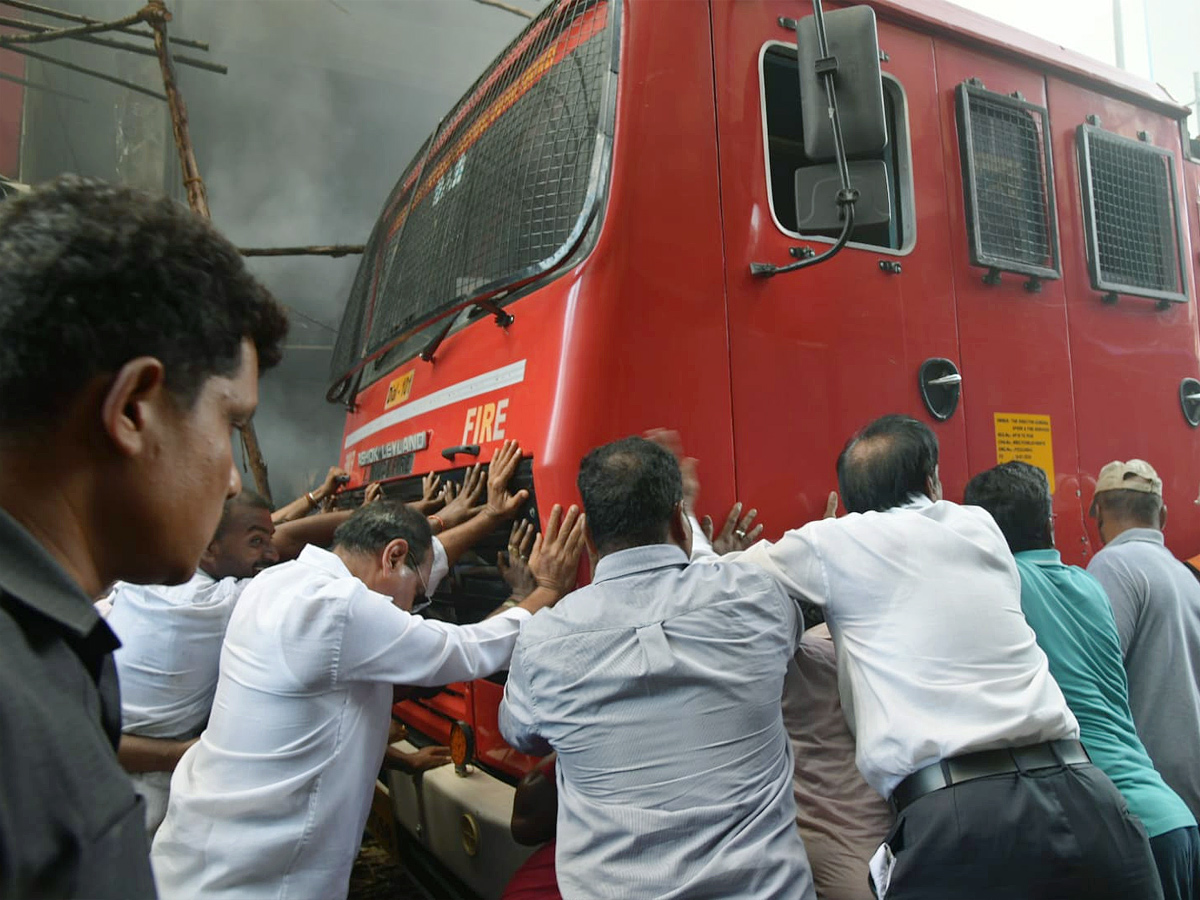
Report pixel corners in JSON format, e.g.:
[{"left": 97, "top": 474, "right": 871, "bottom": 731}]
[
  {"left": 760, "top": 42, "right": 911, "bottom": 251},
  {"left": 956, "top": 82, "right": 1059, "bottom": 282},
  {"left": 330, "top": 0, "right": 617, "bottom": 390},
  {"left": 1077, "top": 124, "right": 1188, "bottom": 304}
]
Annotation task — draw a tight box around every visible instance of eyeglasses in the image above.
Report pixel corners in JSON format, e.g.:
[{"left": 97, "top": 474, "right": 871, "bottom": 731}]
[{"left": 406, "top": 552, "right": 431, "bottom": 615}]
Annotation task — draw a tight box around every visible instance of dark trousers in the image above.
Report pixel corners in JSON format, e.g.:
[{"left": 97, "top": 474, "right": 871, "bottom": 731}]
[
  {"left": 1151, "top": 825, "right": 1200, "bottom": 900},
  {"left": 878, "top": 762, "right": 1163, "bottom": 899}
]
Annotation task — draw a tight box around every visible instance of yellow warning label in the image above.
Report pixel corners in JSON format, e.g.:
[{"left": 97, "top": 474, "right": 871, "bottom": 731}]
[{"left": 994, "top": 413, "right": 1055, "bottom": 493}]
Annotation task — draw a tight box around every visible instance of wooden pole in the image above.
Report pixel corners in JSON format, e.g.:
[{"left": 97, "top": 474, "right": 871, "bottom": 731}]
[
  {"left": 0, "top": 9, "right": 148, "bottom": 44},
  {"left": 0, "top": 0, "right": 211, "bottom": 50},
  {"left": 143, "top": 0, "right": 273, "bottom": 504},
  {"left": 470, "top": 0, "right": 532, "bottom": 18},
  {"left": 0, "top": 43, "right": 167, "bottom": 100},
  {"left": 0, "top": 15, "right": 227, "bottom": 74},
  {"left": 239, "top": 244, "right": 365, "bottom": 258}
]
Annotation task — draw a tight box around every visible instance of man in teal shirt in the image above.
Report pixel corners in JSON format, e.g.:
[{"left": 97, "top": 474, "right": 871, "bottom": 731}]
[{"left": 966, "top": 461, "right": 1198, "bottom": 900}]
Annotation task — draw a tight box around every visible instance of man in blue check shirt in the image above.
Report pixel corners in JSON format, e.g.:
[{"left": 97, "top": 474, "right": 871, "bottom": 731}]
[{"left": 499, "top": 436, "right": 816, "bottom": 900}]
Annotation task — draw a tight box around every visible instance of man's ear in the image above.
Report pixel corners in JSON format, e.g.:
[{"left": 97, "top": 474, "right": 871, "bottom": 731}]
[
  {"left": 1160, "top": 503, "right": 1168, "bottom": 531},
  {"left": 583, "top": 523, "right": 599, "bottom": 576},
  {"left": 670, "top": 502, "right": 693, "bottom": 558},
  {"left": 99, "top": 357, "right": 169, "bottom": 457},
  {"left": 926, "top": 465, "right": 943, "bottom": 502},
  {"left": 381, "top": 538, "right": 409, "bottom": 573},
  {"left": 199, "top": 539, "right": 220, "bottom": 570}
]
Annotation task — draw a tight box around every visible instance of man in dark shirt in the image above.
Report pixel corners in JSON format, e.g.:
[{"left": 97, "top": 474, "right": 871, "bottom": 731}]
[{"left": 0, "top": 176, "right": 287, "bottom": 898}]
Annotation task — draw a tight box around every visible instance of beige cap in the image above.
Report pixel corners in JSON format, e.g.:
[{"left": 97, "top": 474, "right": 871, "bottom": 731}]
[{"left": 1094, "top": 459, "right": 1162, "bottom": 496}]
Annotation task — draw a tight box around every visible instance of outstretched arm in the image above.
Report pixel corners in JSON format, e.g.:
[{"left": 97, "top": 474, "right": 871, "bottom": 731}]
[
  {"left": 271, "top": 467, "right": 349, "bottom": 525},
  {"left": 117, "top": 734, "right": 198, "bottom": 774},
  {"left": 273, "top": 509, "right": 354, "bottom": 561},
  {"left": 437, "top": 440, "right": 529, "bottom": 568}
]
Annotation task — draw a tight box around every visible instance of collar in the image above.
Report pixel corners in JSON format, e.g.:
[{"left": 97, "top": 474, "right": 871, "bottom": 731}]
[
  {"left": 898, "top": 493, "right": 934, "bottom": 511},
  {"left": 192, "top": 567, "right": 219, "bottom": 585},
  {"left": 297, "top": 543, "right": 354, "bottom": 578},
  {"left": 1015, "top": 548, "right": 1063, "bottom": 567},
  {"left": 592, "top": 544, "right": 690, "bottom": 585},
  {"left": 1105, "top": 527, "right": 1165, "bottom": 549},
  {"left": 0, "top": 505, "right": 115, "bottom": 646}
]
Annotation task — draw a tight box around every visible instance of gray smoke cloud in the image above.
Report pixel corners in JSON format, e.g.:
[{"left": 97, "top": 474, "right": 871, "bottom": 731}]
[{"left": 17, "top": 0, "right": 538, "bottom": 502}]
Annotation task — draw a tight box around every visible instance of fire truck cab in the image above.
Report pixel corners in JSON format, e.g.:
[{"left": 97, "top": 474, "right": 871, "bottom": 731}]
[{"left": 329, "top": 1, "right": 1200, "bottom": 894}]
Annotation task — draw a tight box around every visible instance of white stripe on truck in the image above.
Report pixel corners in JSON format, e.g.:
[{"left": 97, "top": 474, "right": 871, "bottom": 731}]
[{"left": 343, "top": 359, "right": 527, "bottom": 449}]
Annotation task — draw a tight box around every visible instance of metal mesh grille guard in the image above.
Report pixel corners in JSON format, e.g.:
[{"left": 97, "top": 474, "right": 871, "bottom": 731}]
[
  {"left": 331, "top": 0, "right": 612, "bottom": 384},
  {"left": 1079, "top": 125, "right": 1186, "bottom": 303},
  {"left": 957, "top": 83, "right": 1059, "bottom": 280}
]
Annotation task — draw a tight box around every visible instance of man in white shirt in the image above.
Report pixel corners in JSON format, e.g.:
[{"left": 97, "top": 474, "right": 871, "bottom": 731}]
[
  {"left": 724, "top": 415, "right": 1161, "bottom": 899},
  {"left": 108, "top": 471, "right": 491, "bottom": 838},
  {"left": 152, "top": 440, "right": 586, "bottom": 900},
  {"left": 107, "top": 489, "right": 363, "bottom": 837},
  {"left": 500, "top": 436, "right": 818, "bottom": 900}
]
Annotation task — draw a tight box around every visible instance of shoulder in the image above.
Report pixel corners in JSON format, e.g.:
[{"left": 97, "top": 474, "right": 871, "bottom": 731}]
[
  {"left": 1087, "top": 544, "right": 1133, "bottom": 577},
  {"left": 516, "top": 584, "right": 605, "bottom": 648}
]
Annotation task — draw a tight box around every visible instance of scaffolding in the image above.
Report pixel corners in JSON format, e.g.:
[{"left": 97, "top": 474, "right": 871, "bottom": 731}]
[{"left": 0, "top": 0, "right": 367, "bottom": 504}]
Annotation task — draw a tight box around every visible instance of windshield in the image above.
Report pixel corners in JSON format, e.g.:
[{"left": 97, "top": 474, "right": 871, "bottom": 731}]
[{"left": 330, "top": 0, "right": 615, "bottom": 390}]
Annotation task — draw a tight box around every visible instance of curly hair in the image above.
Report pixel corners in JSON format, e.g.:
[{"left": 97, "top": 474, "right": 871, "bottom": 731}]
[
  {"left": 0, "top": 175, "right": 288, "bottom": 431},
  {"left": 964, "top": 461, "right": 1054, "bottom": 554}
]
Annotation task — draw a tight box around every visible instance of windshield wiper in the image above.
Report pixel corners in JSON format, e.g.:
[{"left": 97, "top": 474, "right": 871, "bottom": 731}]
[{"left": 420, "top": 299, "right": 514, "bottom": 362}]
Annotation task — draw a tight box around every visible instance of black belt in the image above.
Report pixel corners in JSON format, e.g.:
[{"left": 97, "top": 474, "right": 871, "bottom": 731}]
[{"left": 890, "top": 739, "right": 1090, "bottom": 814}]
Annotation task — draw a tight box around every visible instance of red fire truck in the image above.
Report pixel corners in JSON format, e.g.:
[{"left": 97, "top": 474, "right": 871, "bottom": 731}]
[{"left": 329, "top": 0, "right": 1200, "bottom": 893}]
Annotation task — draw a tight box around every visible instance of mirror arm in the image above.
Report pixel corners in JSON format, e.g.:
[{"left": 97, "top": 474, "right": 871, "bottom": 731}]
[
  {"left": 751, "top": 0, "right": 860, "bottom": 278},
  {"left": 750, "top": 201, "right": 857, "bottom": 276}
]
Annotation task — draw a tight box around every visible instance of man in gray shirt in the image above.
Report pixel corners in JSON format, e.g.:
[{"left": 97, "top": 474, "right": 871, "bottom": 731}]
[
  {"left": 1088, "top": 459, "right": 1200, "bottom": 832},
  {"left": 500, "top": 436, "right": 816, "bottom": 900}
]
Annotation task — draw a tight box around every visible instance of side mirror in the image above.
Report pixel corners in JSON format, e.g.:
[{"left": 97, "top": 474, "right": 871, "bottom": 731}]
[
  {"left": 795, "top": 160, "right": 890, "bottom": 232},
  {"left": 796, "top": 6, "right": 886, "bottom": 161}
]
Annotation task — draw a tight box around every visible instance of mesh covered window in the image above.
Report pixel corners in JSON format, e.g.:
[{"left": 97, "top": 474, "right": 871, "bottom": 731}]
[
  {"left": 956, "top": 83, "right": 1059, "bottom": 280},
  {"left": 1077, "top": 125, "right": 1187, "bottom": 304},
  {"left": 330, "top": 0, "right": 615, "bottom": 386}
]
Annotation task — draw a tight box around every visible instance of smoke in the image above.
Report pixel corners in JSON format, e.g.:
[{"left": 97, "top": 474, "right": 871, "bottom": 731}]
[{"left": 16, "top": 0, "right": 538, "bottom": 502}]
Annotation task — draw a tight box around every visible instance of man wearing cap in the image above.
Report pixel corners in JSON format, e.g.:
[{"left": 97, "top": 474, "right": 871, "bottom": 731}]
[{"left": 1088, "top": 460, "right": 1200, "bottom": 831}]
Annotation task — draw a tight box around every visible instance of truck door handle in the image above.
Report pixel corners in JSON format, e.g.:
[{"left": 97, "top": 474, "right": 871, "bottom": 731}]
[
  {"left": 927, "top": 373, "right": 963, "bottom": 386},
  {"left": 919, "top": 359, "right": 961, "bottom": 421},
  {"left": 441, "top": 444, "right": 481, "bottom": 461},
  {"left": 1180, "top": 379, "right": 1200, "bottom": 427}
]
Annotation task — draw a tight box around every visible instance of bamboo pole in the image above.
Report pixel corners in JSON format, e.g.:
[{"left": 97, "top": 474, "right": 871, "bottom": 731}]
[
  {"left": 470, "top": 0, "right": 532, "bottom": 18},
  {"left": 0, "top": 0, "right": 209, "bottom": 50},
  {"left": 0, "top": 9, "right": 146, "bottom": 44},
  {"left": 0, "top": 66, "right": 86, "bottom": 100},
  {"left": 0, "top": 43, "right": 166, "bottom": 100},
  {"left": 144, "top": 0, "right": 273, "bottom": 503},
  {"left": 239, "top": 244, "right": 365, "bottom": 258},
  {"left": 0, "top": 15, "right": 227, "bottom": 74}
]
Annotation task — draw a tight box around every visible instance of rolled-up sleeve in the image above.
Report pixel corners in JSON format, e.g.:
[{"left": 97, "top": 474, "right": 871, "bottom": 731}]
[
  {"left": 499, "top": 640, "right": 551, "bottom": 756},
  {"left": 336, "top": 589, "right": 530, "bottom": 686},
  {"left": 427, "top": 537, "right": 450, "bottom": 595}
]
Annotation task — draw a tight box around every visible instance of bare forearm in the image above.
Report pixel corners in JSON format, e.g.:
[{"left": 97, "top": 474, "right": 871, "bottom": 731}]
[
  {"left": 117, "top": 734, "right": 197, "bottom": 773},
  {"left": 271, "top": 494, "right": 315, "bottom": 525},
  {"left": 438, "top": 511, "right": 506, "bottom": 568},
  {"left": 273, "top": 510, "right": 354, "bottom": 560}
]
